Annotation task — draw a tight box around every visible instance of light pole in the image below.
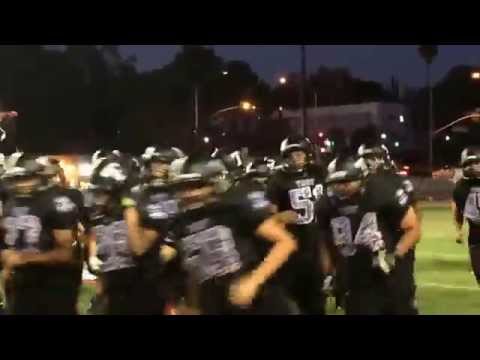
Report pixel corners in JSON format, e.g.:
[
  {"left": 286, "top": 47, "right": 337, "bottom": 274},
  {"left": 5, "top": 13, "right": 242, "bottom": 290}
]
[
  {"left": 210, "top": 101, "right": 256, "bottom": 125},
  {"left": 194, "top": 84, "right": 199, "bottom": 132},
  {"left": 194, "top": 70, "right": 230, "bottom": 133}
]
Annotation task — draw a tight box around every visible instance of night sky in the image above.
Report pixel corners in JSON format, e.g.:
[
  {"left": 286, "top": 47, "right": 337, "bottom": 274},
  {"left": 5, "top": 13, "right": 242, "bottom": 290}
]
[{"left": 120, "top": 45, "right": 480, "bottom": 88}]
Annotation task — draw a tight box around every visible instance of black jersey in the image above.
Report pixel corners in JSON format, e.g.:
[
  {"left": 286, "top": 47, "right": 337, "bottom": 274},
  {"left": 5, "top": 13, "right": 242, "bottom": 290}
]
[
  {"left": 127, "top": 183, "right": 179, "bottom": 234},
  {"left": 86, "top": 196, "right": 135, "bottom": 273},
  {"left": 453, "top": 178, "right": 480, "bottom": 230},
  {"left": 267, "top": 164, "right": 325, "bottom": 227},
  {"left": 316, "top": 175, "right": 411, "bottom": 286},
  {"left": 376, "top": 171, "right": 416, "bottom": 207},
  {"left": 0, "top": 188, "right": 80, "bottom": 290},
  {"left": 168, "top": 183, "right": 272, "bottom": 284}
]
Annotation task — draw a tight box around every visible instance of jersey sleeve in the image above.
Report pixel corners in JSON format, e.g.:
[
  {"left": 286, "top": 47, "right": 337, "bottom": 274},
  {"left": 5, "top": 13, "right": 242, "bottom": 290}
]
[
  {"left": 45, "top": 194, "right": 81, "bottom": 230},
  {"left": 234, "top": 184, "right": 273, "bottom": 230},
  {"left": 378, "top": 178, "right": 411, "bottom": 228}
]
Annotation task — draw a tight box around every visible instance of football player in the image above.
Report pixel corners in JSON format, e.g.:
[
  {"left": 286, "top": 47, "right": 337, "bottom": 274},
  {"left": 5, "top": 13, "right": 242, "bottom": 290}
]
[
  {"left": 85, "top": 153, "right": 163, "bottom": 314},
  {"left": 122, "top": 146, "right": 185, "bottom": 313},
  {"left": 0, "top": 154, "right": 81, "bottom": 314},
  {"left": 266, "top": 135, "right": 326, "bottom": 314},
  {"left": 452, "top": 147, "right": 480, "bottom": 284},
  {"left": 151, "top": 154, "right": 298, "bottom": 314},
  {"left": 358, "top": 143, "right": 417, "bottom": 211},
  {"left": 316, "top": 154, "right": 421, "bottom": 315}
]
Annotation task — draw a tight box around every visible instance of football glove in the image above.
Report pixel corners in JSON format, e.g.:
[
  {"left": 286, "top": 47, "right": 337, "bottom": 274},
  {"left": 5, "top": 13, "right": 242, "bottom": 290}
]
[{"left": 88, "top": 256, "right": 103, "bottom": 274}]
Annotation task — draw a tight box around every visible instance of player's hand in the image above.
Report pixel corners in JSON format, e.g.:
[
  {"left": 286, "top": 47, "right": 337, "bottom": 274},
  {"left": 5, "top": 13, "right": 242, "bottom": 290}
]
[
  {"left": 0, "top": 111, "right": 18, "bottom": 122},
  {"left": 229, "top": 275, "right": 261, "bottom": 308},
  {"left": 160, "top": 245, "right": 177, "bottom": 263},
  {"left": 1, "top": 250, "right": 24, "bottom": 269},
  {"left": 455, "top": 230, "right": 464, "bottom": 245},
  {"left": 88, "top": 256, "right": 103, "bottom": 273},
  {"left": 322, "top": 274, "right": 335, "bottom": 297},
  {"left": 374, "top": 250, "right": 396, "bottom": 274}
]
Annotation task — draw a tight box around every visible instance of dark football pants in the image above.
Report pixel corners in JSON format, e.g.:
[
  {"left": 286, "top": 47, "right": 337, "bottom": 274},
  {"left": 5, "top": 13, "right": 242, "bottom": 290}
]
[
  {"left": 199, "top": 275, "right": 293, "bottom": 315},
  {"left": 103, "top": 268, "right": 166, "bottom": 315},
  {"left": 468, "top": 230, "right": 480, "bottom": 284},
  {"left": 9, "top": 274, "right": 78, "bottom": 315},
  {"left": 345, "top": 253, "right": 417, "bottom": 316},
  {"left": 278, "top": 251, "right": 326, "bottom": 315}
]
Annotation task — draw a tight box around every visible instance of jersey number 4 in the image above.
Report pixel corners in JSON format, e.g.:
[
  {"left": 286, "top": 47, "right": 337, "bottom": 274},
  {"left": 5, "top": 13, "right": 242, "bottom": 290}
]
[
  {"left": 289, "top": 185, "right": 323, "bottom": 225},
  {"left": 330, "top": 212, "right": 385, "bottom": 256}
]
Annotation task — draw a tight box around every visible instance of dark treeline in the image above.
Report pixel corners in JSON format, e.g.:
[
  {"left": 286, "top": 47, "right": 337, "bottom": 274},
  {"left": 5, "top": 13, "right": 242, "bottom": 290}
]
[{"left": 1, "top": 45, "right": 479, "bottom": 163}]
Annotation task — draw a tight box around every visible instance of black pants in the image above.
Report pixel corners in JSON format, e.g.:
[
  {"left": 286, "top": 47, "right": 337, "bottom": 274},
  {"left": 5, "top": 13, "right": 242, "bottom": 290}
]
[
  {"left": 468, "top": 229, "right": 480, "bottom": 283},
  {"left": 199, "top": 275, "right": 293, "bottom": 315},
  {"left": 345, "top": 253, "right": 417, "bottom": 315},
  {"left": 8, "top": 268, "right": 78, "bottom": 315},
  {"left": 102, "top": 267, "right": 166, "bottom": 315},
  {"left": 277, "top": 252, "right": 326, "bottom": 315}
]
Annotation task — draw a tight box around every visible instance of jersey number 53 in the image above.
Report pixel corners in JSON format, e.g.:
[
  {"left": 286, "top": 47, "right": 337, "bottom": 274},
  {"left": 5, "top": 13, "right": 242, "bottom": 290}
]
[{"left": 289, "top": 185, "right": 323, "bottom": 225}]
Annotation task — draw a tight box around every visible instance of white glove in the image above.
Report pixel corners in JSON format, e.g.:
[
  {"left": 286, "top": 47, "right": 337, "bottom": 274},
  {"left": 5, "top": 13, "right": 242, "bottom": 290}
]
[
  {"left": 88, "top": 256, "right": 103, "bottom": 273},
  {"left": 373, "top": 250, "right": 396, "bottom": 275}
]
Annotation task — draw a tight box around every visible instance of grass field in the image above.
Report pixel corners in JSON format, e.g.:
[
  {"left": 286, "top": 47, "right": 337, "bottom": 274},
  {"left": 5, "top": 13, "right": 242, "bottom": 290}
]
[{"left": 78, "top": 202, "right": 480, "bottom": 315}]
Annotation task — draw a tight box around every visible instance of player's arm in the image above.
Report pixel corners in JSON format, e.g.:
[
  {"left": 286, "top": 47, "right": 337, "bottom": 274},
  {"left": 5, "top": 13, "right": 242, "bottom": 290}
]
[
  {"left": 229, "top": 214, "right": 297, "bottom": 307},
  {"left": 123, "top": 198, "right": 176, "bottom": 261},
  {"left": 123, "top": 206, "right": 157, "bottom": 257},
  {"left": 251, "top": 215, "right": 298, "bottom": 285},
  {"left": 451, "top": 201, "right": 464, "bottom": 244},
  {"left": 6, "top": 228, "right": 75, "bottom": 267},
  {"left": 395, "top": 206, "right": 421, "bottom": 258}
]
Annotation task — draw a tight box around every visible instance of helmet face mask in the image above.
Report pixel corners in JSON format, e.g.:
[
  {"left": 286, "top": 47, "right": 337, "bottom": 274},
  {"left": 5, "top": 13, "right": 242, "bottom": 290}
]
[
  {"left": 358, "top": 144, "right": 393, "bottom": 174},
  {"left": 280, "top": 136, "right": 313, "bottom": 170},
  {"left": 461, "top": 147, "right": 480, "bottom": 178},
  {"left": 175, "top": 182, "right": 216, "bottom": 211},
  {"left": 329, "top": 180, "right": 363, "bottom": 199},
  {"left": 6, "top": 175, "right": 44, "bottom": 198},
  {"left": 149, "top": 161, "right": 170, "bottom": 181},
  {"left": 463, "top": 160, "right": 480, "bottom": 179},
  {"left": 286, "top": 150, "right": 308, "bottom": 171},
  {"left": 326, "top": 156, "right": 368, "bottom": 199}
]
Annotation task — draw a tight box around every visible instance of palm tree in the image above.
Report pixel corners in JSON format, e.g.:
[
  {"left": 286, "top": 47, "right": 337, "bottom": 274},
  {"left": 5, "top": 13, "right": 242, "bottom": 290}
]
[{"left": 418, "top": 45, "right": 439, "bottom": 174}]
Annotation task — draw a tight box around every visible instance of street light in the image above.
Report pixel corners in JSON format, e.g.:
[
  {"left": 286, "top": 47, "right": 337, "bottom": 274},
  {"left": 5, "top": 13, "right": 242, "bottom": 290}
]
[
  {"left": 445, "top": 135, "right": 451, "bottom": 142},
  {"left": 241, "top": 101, "right": 253, "bottom": 111},
  {"left": 394, "top": 142, "right": 400, "bottom": 148},
  {"left": 472, "top": 71, "right": 480, "bottom": 80},
  {"left": 399, "top": 115, "right": 405, "bottom": 123},
  {"left": 203, "top": 136, "right": 210, "bottom": 144},
  {"left": 381, "top": 133, "right": 387, "bottom": 140},
  {"left": 279, "top": 77, "right": 287, "bottom": 85},
  {"left": 222, "top": 71, "right": 229, "bottom": 76},
  {"left": 278, "top": 106, "right": 284, "bottom": 112}
]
